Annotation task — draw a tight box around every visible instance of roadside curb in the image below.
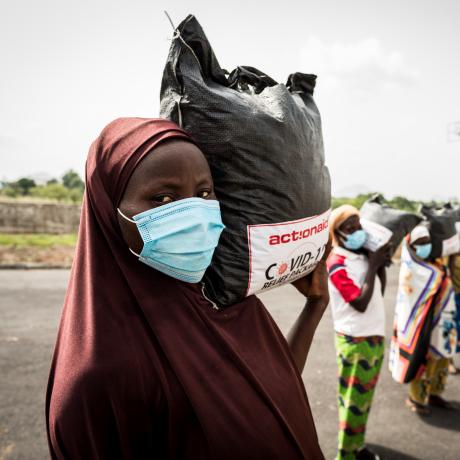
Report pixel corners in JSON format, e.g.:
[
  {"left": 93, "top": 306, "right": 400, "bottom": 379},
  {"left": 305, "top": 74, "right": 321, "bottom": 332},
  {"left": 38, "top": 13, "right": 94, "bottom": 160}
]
[
  {"left": 0, "top": 259, "right": 401, "bottom": 270},
  {"left": 0, "top": 263, "right": 71, "bottom": 269}
]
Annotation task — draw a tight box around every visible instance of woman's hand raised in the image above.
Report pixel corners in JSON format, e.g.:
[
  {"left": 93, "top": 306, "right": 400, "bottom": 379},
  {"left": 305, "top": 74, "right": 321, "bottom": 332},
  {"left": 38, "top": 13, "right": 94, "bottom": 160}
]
[
  {"left": 291, "top": 238, "right": 332, "bottom": 304},
  {"left": 287, "top": 238, "right": 332, "bottom": 373}
]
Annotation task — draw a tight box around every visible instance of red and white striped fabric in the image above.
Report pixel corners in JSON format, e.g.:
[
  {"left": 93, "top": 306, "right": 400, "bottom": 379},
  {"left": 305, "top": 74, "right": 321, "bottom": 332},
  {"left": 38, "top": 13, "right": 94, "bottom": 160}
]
[{"left": 327, "top": 247, "right": 385, "bottom": 337}]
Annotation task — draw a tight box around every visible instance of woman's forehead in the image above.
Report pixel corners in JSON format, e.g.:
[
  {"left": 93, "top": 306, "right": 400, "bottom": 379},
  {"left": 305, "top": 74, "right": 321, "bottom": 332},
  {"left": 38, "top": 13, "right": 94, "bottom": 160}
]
[
  {"left": 124, "top": 139, "right": 213, "bottom": 192},
  {"left": 412, "top": 236, "right": 431, "bottom": 245},
  {"left": 339, "top": 214, "right": 360, "bottom": 229},
  {"left": 138, "top": 140, "right": 210, "bottom": 176}
]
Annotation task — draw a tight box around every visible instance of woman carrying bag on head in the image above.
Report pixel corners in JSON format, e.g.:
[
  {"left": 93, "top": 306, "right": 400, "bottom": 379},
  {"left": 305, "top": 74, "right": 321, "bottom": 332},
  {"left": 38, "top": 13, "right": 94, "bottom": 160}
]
[
  {"left": 390, "top": 225, "right": 457, "bottom": 416},
  {"left": 46, "top": 118, "right": 330, "bottom": 460},
  {"left": 327, "top": 205, "right": 390, "bottom": 460}
]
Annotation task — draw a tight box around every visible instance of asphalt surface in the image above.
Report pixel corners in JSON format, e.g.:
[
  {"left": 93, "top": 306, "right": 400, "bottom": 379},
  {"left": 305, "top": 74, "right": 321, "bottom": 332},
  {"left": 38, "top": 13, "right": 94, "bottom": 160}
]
[{"left": 0, "top": 267, "right": 459, "bottom": 460}]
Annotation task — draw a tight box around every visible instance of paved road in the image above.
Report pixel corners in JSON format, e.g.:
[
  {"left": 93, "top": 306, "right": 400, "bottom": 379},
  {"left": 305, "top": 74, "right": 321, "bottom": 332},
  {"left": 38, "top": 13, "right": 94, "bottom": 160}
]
[{"left": 0, "top": 268, "right": 459, "bottom": 460}]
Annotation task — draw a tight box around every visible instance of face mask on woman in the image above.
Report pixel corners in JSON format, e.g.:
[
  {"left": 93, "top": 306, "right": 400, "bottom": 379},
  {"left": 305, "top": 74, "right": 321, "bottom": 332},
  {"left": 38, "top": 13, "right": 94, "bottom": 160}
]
[
  {"left": 414, "top": 243, "right": 432, "bottom": 260},
  {"left": 118, "top": 197, "right": 225, "bottom": 283},
  {"left": 340, "top": 229, "right": 368, "bottom": 251}
]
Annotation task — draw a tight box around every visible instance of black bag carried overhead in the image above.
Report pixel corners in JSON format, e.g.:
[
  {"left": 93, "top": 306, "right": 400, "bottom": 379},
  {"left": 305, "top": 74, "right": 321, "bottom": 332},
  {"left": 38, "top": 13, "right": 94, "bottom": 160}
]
[
  {"left": 441, "top": 203, "right": 460, "bottom": 232},
  {"left": 451, "top": 204, "right": 460, "bottom": 234},
  {"left": 160, "top": 15, "right": 331, "bottom": 307},
  {"left": 359, "top": 195, "right": 422, "bottom": 253},
  {"left": 421, "top": 204, "right": 460, "bottom": 258}
]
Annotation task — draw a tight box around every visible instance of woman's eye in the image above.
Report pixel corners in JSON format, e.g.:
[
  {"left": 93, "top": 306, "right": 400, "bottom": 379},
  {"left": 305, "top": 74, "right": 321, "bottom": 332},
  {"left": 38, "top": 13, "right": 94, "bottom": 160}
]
[
  {"left": 154, "top": 195, "right": 173, "bottom": 204},
  {"left": 198, "top": 190, "right": 210, "bottom": 199}
]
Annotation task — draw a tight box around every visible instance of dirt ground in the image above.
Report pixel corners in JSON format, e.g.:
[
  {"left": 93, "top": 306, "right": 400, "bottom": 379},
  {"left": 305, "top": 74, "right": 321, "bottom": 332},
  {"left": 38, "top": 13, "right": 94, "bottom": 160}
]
[{"left": 0, "top": 246, "right": 73, "bottom": 267}]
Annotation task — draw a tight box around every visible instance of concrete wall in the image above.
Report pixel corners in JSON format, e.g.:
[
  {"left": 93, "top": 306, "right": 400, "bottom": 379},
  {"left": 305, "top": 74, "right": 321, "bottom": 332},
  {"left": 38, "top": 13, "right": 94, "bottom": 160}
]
[{"left": 0, "top": 200, "right": 81, "bottom": 233}]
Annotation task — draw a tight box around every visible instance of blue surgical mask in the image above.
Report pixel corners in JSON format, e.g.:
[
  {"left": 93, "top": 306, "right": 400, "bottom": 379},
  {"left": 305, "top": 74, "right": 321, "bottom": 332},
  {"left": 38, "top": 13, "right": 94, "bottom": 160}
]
[
  {"left": 341, "top": 229, "right": 367, "bottom": 251},
  {"left": 415, "top": 243, "right": 432, "bottom": 260},
  {"left": 118, "top": 198, "right": 225, "bottom": 283}
]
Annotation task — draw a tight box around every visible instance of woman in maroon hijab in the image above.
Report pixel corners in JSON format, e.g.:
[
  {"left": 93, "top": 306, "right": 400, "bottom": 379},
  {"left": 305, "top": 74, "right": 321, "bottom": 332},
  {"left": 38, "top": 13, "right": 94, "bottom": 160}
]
[{"left": 46, "top": 118, "right": 330, "bottom": 460}]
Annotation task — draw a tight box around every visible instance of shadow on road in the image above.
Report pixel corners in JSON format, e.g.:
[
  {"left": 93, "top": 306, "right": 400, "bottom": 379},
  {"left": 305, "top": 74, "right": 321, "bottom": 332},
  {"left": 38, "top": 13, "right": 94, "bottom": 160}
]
[
  {"left": 367, "top": 443, "right": 419, "bottom": 460},
  {"left": 419, "top": 400, "right": 460, "bottom": 432}
]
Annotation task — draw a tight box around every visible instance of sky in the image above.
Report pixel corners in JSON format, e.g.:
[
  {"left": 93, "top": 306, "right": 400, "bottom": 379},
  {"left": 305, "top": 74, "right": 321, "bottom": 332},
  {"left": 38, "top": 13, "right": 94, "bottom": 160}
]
[{"left": 1, "top": 0, "right": 459, "bottom": 200}]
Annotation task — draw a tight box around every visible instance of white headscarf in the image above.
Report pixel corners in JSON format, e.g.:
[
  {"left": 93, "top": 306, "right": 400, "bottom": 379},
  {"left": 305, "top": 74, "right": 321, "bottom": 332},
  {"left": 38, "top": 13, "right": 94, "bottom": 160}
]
[{"left": 409, "top": 225, "right": 430, "bottom": 244}]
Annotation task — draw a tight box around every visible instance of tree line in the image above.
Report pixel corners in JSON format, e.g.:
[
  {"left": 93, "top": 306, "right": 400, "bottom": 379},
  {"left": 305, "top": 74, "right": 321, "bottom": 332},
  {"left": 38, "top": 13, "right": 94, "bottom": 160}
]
[
  {"left": 0, "top": 174, "right": 457, "bottom": 211},
  {"left": 0, "top": 170, "right": 84, "bottom": 203},
  {"left": 332, "top": 193, "right": 458, "bottom": 213}
]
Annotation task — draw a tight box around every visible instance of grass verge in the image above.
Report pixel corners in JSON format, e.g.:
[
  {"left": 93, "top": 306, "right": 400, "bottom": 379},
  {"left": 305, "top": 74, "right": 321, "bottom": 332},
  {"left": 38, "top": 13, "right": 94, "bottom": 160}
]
[{"left": 0, "top": 233, "right": 77, "bottom": 248}]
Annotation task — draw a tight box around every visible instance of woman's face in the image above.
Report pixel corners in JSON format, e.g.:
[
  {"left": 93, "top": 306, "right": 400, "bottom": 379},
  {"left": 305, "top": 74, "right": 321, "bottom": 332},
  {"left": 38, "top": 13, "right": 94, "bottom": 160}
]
[
  {"left": 336, "top": 215, "right": 361, "bottom": 247},
  {"left": 118, "top": 140, "right": 216, "bottom": 253},
  {"left": 338, "top": 215, "right": 361, "bottom": 234},
  {"left": 410, "top": 236, "right": 431, "bottom": 249}
]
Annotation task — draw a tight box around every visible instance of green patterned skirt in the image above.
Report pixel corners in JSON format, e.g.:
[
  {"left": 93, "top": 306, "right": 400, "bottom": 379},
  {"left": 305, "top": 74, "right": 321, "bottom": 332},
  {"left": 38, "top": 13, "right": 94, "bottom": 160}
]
[{"left": 335, "top": 333, "right": 384, "bottom": 460}]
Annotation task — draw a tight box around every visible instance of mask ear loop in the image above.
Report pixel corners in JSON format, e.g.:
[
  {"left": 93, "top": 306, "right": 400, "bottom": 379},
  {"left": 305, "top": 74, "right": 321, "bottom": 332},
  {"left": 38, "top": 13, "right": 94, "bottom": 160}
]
[
  {"left": 117, "top": 208, "right": 136, "bottom": 223},
  {"left": 128, "top": 247, "right": 142, "bottom": 258},
  {"left": 117, "top": 208, "right": 142, "bottom": 258}
]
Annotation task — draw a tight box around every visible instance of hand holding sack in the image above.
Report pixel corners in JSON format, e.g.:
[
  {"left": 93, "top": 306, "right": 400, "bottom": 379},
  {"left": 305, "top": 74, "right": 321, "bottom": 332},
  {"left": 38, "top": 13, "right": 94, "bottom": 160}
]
[{"left": 160, "top": 15, "right": 331, "bottom": 306}]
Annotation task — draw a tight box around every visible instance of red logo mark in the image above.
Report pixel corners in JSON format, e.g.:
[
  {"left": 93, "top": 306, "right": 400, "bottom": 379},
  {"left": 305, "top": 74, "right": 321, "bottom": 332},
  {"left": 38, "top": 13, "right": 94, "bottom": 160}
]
[{"left": 278, "top": 263, "right": 288, "bottom": 275}]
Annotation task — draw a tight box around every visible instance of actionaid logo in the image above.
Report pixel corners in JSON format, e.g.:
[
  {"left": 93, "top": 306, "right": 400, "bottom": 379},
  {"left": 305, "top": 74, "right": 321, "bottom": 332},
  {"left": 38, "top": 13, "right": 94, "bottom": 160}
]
[
  {"left": 277, "top": 262, "right": 288, "bottom": 275},
  {"left": 268, "top": 218, "right": 329, "bottom": 246}
]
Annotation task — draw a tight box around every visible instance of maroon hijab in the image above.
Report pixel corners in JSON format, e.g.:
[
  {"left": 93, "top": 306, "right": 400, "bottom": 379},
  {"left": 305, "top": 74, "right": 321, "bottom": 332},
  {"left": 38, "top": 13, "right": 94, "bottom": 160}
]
[{"left": 46, "top": 118, "right": 323, "bottom": 460}]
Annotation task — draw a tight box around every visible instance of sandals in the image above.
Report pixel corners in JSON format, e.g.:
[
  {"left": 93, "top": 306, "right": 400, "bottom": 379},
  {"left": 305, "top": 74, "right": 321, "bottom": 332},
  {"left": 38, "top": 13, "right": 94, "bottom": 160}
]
[{"left": 405, "top": 398, "right": 431, "bottom": 415}]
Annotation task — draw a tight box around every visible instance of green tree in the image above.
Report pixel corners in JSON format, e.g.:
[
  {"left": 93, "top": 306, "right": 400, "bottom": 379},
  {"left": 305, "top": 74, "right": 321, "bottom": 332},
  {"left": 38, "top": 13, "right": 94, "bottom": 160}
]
[
  {"left": 29, "top": 183, "right": 73, "bottom": 202},
  {"left": 332, "top": 193, "right": 424, "bottom": 213},
  {"left": 68, "top": 187, "right": 84, "bottom": 203},
  {"left": 29, "top": 183, "right": 84, "bottom": 203},
  {"left": 17, "top": 177, "right": 37, "bottom": 194},
  {"left": 332, "top": 193, "right": 378, "bottom": 210},
  {"left": 5, "top": 177, "right": 37, "bottom": 196},
  {"left": 387, "top": 196, "right": 418, "bottom": 212},
  {"left": 62, "top": 170, "right": 84, "bottom": 191},
  {"left": 0, "top": 185, "right": 19, "bottom": 197}
]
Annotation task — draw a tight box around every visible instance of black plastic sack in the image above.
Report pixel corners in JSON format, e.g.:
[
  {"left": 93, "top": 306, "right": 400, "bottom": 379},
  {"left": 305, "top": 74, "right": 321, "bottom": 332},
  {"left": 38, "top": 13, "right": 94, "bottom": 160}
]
[
  {"left": 160, "top": 15, "right": 331, "bottom": 307},
  {"left": 360, "top": 195, "right": 421, "bottom": 252},
  {"left": 421, "top": 204, "right": 460, "bottom": 258},
  {"left": 441, "top": 203, "right": 460, "bottom": 224}
]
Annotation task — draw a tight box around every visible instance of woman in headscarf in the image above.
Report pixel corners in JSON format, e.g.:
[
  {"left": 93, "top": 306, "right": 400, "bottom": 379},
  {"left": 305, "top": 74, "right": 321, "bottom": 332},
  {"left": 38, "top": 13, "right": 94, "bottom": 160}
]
[
  {"left": 448, "top": 251, "right": 460, "bottom": 373},
  {"left": 326, "top": 205, "right": 390, "bottom": 460},
  {"left": 46, "top": 118, "right": 330, "bottom": 460},
  {"left": 390, "top": 224, "right": 457, "bottom": 415}
]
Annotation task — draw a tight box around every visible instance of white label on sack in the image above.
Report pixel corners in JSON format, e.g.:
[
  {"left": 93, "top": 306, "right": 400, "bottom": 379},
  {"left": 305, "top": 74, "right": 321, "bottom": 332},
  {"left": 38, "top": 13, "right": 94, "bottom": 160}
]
[
  {"left": 360, "top": 218, "right": 393, "bottom": 252},
  {"left": 456, "top": 221, "right": 460, "bottom": 235},
  {"left": 442, "top": 233, "right": 460, "bottom": 256},
  {"left": 246, "top": 209, "right": 331, "bottom": 296},
  {"left": 430, "top": 291, "right": 457, "bottom": 358}
]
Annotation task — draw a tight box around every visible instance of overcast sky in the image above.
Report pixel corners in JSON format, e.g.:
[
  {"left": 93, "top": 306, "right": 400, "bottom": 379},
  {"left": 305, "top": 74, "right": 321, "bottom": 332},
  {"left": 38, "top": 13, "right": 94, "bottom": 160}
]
[{"left": 1, "top": 0, "right": 459, "bottom": 200}]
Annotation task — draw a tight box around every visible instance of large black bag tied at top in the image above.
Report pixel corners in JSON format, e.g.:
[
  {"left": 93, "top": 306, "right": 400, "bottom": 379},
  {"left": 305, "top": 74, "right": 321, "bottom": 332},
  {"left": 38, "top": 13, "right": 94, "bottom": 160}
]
[
  {"left": 439, "top": 203, "right": 460, "bottom": 236},
  {"left": 359, "top": 195, "right": 422, "bottom": 253},
  {"left": 160, "top": 15, "right": 331, "bottom": 307},
  {"left": 421, "top": 204, "right": 460, "bottom": 258}
]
